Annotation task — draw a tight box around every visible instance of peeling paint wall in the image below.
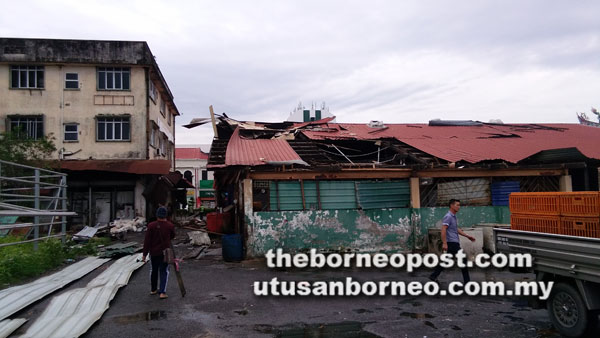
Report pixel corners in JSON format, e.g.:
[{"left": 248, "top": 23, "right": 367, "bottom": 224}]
[
  {"left": 245, "top": 206, "right": 510, "bottom": 257},
  {"left": 247, "top": 208, "right": 413, "bottom": 257},
  {"left": 413, "top": 206, "right": 511, "bottom": 251}
]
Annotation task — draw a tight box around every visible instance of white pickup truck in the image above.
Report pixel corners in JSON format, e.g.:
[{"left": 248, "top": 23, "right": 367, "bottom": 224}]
[{"left": 494, "top": 228, "right": 600, "bottom": 337}]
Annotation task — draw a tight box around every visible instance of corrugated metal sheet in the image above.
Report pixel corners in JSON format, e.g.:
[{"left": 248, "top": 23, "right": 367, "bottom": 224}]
[
  {"left": 225, "top": 127, "right": 308, "bottom": 166},
  {"left": 491, "top": 181, "right": 520, "bottom": 206},
  {"left": 319, "top": 181, "right": 357, "bottom": 209},
  {"left": 437, "top": 178, "right": 491, "bottom": 206},
  {"left": 357, "top": 180, "right": 410, "bottom": 209},
  {"left": 0, "top": 318, "right": 26, "bottom": 338},
  {"left": 270, "top": 181, "right": 303, "bottom": 211},
  {"left": 0, "top": 256, "right": 109, "bottom": 322},
  {"left": 22, "top": 254, "right": 144, "bottom": 338},
  {"left": 300, "top": 123, "right": 600, "bottom": 164},
  {"left": 60, "top": 160, "right": 171, "bottom": 174}
]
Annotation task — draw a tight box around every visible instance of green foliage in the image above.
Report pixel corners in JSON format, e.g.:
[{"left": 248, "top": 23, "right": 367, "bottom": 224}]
[
  {"left": 0, "top": 236, "right": 112, "bottom": 287},
  {"left": 0, "top": 130, "right": 57, "bottom": 167}
]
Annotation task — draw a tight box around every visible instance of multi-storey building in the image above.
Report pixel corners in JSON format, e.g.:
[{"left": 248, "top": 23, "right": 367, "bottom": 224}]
[{"left": 0, "top": 38, "right": 179, "bottom": 225}]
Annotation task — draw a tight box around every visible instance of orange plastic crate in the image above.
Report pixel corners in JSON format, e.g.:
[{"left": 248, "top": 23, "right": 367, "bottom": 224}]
[
  {"left": 510, "top": 214, "right": 561, "bottom": 234},
  {"left": 560, "top": 217, "right": 600, "bottom": 238},
  {"left": 509, "top": 192, "right": 560, "bottom": 215},
  {"left": 559, "top": 192, "right": 600, "bottom": 217}
]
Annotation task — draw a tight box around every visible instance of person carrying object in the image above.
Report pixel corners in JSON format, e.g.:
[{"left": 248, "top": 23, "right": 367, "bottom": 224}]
[{"left": 142, "top": 206, "right": 175, "bottom": 299}]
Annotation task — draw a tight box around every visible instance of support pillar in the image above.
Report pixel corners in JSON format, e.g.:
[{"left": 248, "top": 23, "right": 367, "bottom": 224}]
[
  {"left": 559, "top": 175, "right": 572, "bottom": 192},
  {"left": 410, "top": 177, "right": 420, "bottom": 208}
]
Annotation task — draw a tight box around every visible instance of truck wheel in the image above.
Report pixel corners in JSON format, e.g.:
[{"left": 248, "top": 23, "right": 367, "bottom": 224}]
[{"left": 547, "top": 283, "right": 591, "bottom": 337}]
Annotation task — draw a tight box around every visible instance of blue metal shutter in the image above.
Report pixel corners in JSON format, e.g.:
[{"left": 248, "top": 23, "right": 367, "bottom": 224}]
[{"left": 491, "top": 181, "right": 520, "bottom": 206}]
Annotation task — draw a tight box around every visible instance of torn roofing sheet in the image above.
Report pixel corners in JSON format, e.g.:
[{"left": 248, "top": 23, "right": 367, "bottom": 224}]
[
  {"left": 225, "top": 127, "right": 308, "bottom": 166},
  {"left": 0, "top": 318, "right": 27, "bottom": 338},
  {"left": 22, "top": 254, "right": 145, "bottom": 338},
  {"left": 300, "top": 123, "right": 600, "bottom": 163},
  {"left": 0, "top": 256, "right": 109, "bottom": 321}
]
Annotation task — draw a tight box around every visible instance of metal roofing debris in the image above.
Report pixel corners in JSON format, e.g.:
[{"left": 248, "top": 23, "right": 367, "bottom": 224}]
[
  {"left": 73, "top": 226, "right": 98, "bottom": 240},
  {"left": 0, "top": 318, "right": 27, "bottom": 338},
  {"left": 224, "top": 127, "right": 308, "bottom": 167},
  {"left": 60, "top": 159, "right": 171, "bottom": 175},
  {"left": 0, "top": 256, "right": 109, "bottom": 322},
  {"left": 22, "top": 254, "right": 145, "bottom": 338}
]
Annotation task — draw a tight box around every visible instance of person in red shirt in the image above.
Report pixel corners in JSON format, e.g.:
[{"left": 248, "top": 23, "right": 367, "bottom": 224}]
[{"left": 142, "top": 206, "right": 175, "bottom": 299}]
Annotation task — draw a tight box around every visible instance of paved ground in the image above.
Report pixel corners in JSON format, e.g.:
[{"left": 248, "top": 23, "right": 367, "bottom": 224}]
[{"left": 8, "top": 231, "right": 595, "bottom": 338}]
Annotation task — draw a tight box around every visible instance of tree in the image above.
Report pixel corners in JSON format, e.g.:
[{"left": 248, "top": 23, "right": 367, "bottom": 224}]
[{"left": 0, "top": 131, "right": 57, "bottom": 167}]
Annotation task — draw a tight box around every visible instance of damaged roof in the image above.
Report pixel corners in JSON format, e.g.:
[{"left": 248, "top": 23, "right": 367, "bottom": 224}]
[
  {"left": 300, "top": 122, "right": 600, "bottom": 163},
  {"left": 201, "top": 115, "right": 600, "bottom": 168},
  {"left": 216, "top": 127, "right": 308, "bottom": 167}
]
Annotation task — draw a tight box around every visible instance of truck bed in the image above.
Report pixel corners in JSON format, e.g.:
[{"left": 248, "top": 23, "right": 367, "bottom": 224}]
[{"left": 493, "top": 228, "right": 600, "bottom": 284}]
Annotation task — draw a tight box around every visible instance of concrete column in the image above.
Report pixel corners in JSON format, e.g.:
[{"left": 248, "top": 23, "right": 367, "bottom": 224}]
[
  {"left": 559, "top": 175, "right": 572, "bottom": 192},
  {"left": 410, "top": 177, "right": 420, "bottom": 208}
]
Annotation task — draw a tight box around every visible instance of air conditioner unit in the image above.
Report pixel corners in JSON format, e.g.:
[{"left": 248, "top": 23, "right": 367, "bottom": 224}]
[{"left": 368, "top": 120, "right": 385, "bottom": 128}]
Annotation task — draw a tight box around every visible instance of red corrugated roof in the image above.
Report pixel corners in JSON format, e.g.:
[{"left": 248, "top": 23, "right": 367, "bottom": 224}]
[
  {"left": 60, "top": 160, "right": 171, "bottom": 175},
  {"left": 225, "top": 127, "right": 306, "bottom": 166},
  {"left": 176, "top": 147, "right": 209, "bottom": 160},
  {"left": 300, "top": 123, "right": 600, "bottom": 163}
]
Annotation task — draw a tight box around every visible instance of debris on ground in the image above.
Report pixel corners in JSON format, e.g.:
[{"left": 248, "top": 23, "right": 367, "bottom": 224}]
[
  {"left": 181, "top": 245, "right": 209, "bottom": 260},
  {"left": 109, "top": 217, "right": 146, "bottom": 236},
  {"left": 98, "top": 242, "right": 141, "bottom": 258},
  {"left": 21, "top": 254, "right": 145, "bottom": 338},
  {"left": 188, "top": 230, "right": 211, "bottom": 246}
]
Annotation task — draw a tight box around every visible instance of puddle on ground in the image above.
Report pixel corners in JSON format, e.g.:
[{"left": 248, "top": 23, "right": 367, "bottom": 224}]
[
  {"left": 424, "top": 321, "right": 438, "bottom": 329},
  {"left": 254, "top": 321, "right": 381, "bottom": 338},
  {"left": 504, "top": 315, "right": 524, "bottom": 322},
  {"left": 353, "top": 309, "right": 373, "bottom": 314},
  {"left": 399, "top": 312, "right": 435, "bottom": 319},
  {"left": 113, "top": 311, "right": 167, "bottom": 324}
]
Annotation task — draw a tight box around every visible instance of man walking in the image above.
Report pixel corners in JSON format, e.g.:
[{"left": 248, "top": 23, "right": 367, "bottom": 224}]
[
  {"left": 142, "top": 206, "right": 175, "bottom": 299},
  {"left": 429, "top": 199, "right": 475, "bottom": 283}
]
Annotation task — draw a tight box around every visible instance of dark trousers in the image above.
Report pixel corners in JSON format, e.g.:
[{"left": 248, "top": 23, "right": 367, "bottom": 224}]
[
  {"left": 430, "top": 242, "right": 471, "bottom": 283},
  {"left": 150, "top": 254, "right": 170, "bottom": 293}
]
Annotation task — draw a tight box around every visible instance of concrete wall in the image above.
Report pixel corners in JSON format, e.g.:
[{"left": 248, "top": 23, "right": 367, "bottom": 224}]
[
  {"left": 245, "top": 206, "right": 510, "bottom": 257},
  {"left": 0, "top": 63, "right": 175, "bottom": 165}
]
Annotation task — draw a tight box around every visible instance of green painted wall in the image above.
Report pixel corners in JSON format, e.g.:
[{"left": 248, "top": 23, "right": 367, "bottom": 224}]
[{"left": 245, "top": 206, "right": 510, "bottom": 257}]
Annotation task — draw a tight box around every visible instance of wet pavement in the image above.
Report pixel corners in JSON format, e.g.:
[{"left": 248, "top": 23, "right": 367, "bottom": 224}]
[{"left": 7, "top": 232, "right": 594, "bottom": 337}]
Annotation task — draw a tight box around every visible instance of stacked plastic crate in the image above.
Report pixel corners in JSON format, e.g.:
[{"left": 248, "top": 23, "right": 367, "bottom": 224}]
[{"left": 509, "top": 192, "right": 600, "bottom": 238}]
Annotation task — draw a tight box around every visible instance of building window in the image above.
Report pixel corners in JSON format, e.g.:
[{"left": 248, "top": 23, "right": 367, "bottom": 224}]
[
  {"left": 9, "top": 115, "right": 44, "bottom": 139},
  {"left": 97, "top": 67, "right": 130, "bottom": 90},
  {"left": 64, "top": 123, "right": 78, "bottom": 141},
  {"left": 65, "top": 73, "right": 79, "bottom": 89},
  {"left": 158, "top": 135, "right": 165, "bottom": 155},
  {"left": 160, "top": 98, "right": 166, "bottom": 116},
  {"left": 149, "top": 80, "right": 158, "bottom": 103},
  {"left": 96, "top": 116, "right": 130, "bottom": 141},
  {"left": 149, "top": 126, "right": 157, "bottom": 147},
  {"left": 167, "top": 112, "right": 172, "bottom": 126},
  {"left": 10, "top": 65, "right": 44, "bottom": 89}
]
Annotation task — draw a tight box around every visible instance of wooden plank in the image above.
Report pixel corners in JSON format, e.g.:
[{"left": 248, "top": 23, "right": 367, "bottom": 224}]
[
  {"left": 416, "top": 168, "right": 564, "bottom": 178},
  {"left": 249, "top": 170, "right": 412, "bottom": 180},
  {"left": 209, "top": 105, "right": 218, "bottom": 138}
]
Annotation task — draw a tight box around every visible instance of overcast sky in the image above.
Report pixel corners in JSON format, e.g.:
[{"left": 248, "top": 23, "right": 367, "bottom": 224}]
[{"left": 2, "top": 0, "right": 600, "bottom": 145}]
